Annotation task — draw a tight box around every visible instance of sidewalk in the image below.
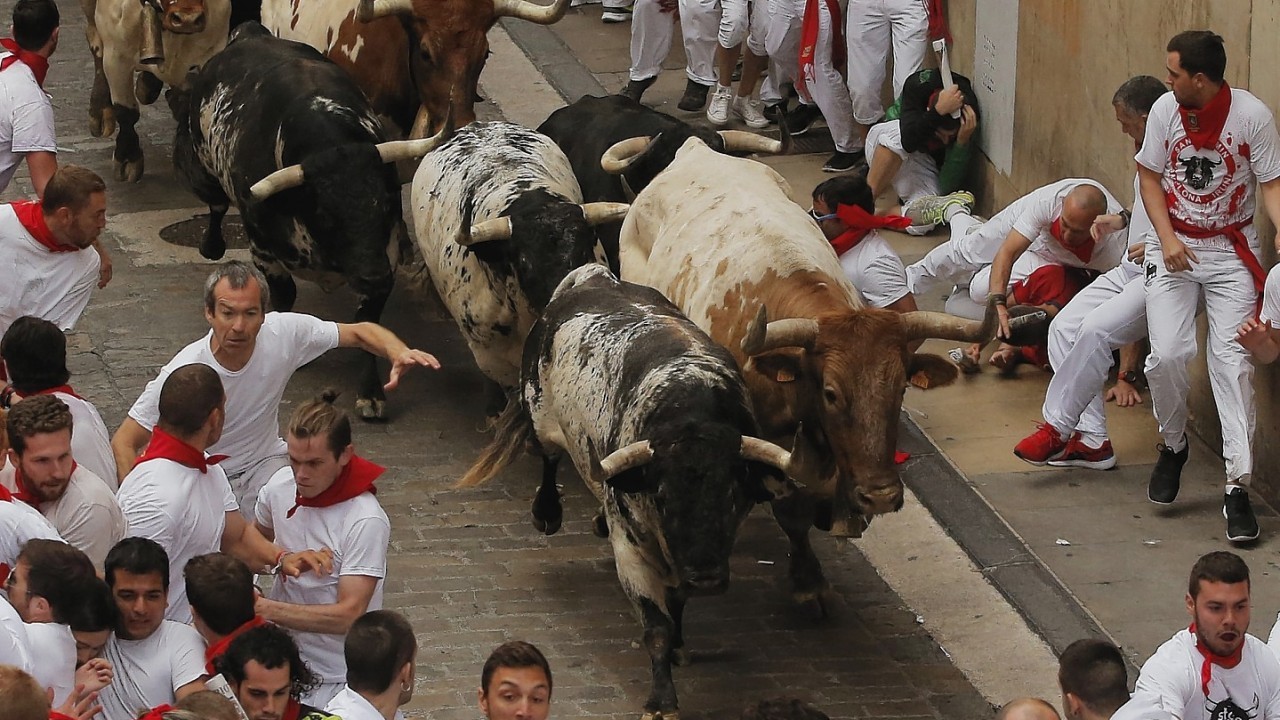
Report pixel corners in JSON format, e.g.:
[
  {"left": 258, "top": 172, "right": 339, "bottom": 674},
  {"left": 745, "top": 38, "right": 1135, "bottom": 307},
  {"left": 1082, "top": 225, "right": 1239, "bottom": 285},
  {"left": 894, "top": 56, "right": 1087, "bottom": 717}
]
[{"left": 513, "top": 5, "right": 1280, "bottom": 674}]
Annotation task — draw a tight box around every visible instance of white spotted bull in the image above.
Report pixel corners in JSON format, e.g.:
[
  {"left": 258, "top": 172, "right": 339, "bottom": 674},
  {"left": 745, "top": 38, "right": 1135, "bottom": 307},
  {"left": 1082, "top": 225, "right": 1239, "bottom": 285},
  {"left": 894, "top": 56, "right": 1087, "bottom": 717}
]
[
  {"left": 410, "top": 121, "right": 628, "bottom": 413},
  {"left": 615, "top": 137, "right": 997, "bottom": 611},
  {"left": 461, "top": 264, "right": 800, "bottom": 720}
]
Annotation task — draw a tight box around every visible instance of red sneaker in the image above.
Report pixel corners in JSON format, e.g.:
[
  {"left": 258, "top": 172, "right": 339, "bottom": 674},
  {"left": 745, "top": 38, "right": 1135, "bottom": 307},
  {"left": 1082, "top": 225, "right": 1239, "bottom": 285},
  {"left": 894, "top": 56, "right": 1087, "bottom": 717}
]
[
  {"left": 1048, "top": 434, "right": 1116, "bottom": 470},
  {"left": 1013, "top": 423, "right": 1068, "bottom": 465}
]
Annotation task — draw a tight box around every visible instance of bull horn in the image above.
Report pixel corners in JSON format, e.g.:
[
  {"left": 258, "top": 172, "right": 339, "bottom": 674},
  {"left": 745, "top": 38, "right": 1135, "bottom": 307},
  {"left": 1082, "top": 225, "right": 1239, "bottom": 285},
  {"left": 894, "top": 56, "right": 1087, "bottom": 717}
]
[
  {"left": 249, "top": 165, "right": 306, "bottom": 201},
  {"left": 374, "top": 105, "right": 455, "bottom": 164},
  {"left": 600, "top": 440, "right": 653, "bottom": 478},
  {"left": 741, "top": 304, "right": 819, "bottom": 356},
  {"left": 493, "top": 0, "right": 569, "bottom": 24},
  {"left": 899, "top": 293, "right": 1001, "bottom": 343},
  {"left": 717, "top": 130, "right": 784, "bottom": 155},
  {"left": 460, "top": 217, "right": 513, "bottom": 247},
  {"left": 356, "top": 0, "right": 415, "bottom": 21},
  {"left": 740, "top": 436, "right": 792, "bottom": 473},
  {"left": 601, "top": 136, "right": 653, "bottom": 174},
  {"left": 581, "top": 202, "right": 630, "bottom": 226}
]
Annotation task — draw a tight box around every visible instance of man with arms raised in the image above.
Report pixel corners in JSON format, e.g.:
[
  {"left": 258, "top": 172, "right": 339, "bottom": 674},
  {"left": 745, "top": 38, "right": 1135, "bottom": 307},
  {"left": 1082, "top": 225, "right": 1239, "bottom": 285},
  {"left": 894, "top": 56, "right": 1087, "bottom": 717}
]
[
  {"left": 255, "top": 393, "right": 390, "bottom": 707},
  {"left": 215, "top": 623, "right": 340, "bottom": 720},
  {"left": 477, "top": 641, "right": 552, "bottom": 720},
  {"left": 111, "top": 261, "right": 439, "bottom": 514},
  {"left": 1113, "top": 551, "right": 1280, "bottom": 719},
  {"left": 115, "top": 364, "right": 331, "bottom": 624}
]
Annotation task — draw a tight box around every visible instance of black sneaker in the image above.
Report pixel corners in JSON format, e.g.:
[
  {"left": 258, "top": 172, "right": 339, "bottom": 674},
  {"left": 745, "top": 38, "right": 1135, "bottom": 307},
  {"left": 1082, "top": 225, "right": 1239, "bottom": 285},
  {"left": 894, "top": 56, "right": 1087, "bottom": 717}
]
[
  {"left": 620, "top": 76, "right": 655, "bottom": 103},
  {"left": 677, "top": 80, "right": 710, "bottom": 112},
  {"left": 822, "top": 149, "right": 865, "bottom": 173},
  {"left": 783, "top": 102, "right": 823, "bottom": 136},
  {"left": 1224, "top": 488, "right": 1260, "bottom": 542},
  {"left": 763, "top": 101, "right": 787, "bottom": 124},
  {"left": 1147, "top": 437, "right": 1188, "bottom": 504}
]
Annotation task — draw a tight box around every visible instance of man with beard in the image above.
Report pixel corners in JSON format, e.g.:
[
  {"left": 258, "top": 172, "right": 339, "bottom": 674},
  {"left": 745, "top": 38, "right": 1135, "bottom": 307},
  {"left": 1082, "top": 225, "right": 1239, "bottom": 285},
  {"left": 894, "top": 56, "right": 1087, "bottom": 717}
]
[
  {"left": 1113, "top": 551, "right": 1280, "bottom": 719},
  {"left": 2, "top": 395, "right": 122, "bottom": 569},
  {"left": 215, "top": 624, "right": 339, "bottom": 720}
]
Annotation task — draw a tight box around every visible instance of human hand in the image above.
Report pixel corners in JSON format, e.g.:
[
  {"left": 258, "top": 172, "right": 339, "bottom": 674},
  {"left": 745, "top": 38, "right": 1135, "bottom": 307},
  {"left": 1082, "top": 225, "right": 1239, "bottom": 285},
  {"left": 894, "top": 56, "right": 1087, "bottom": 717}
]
[
  {"left": 1104, "top": 380, "right": 1142, "bottom": 407},
  {"left": 1090, "top": 214, "right": 1125, "bottom": 241},
  {"left": 53, "top": 684, "right": 102, "bottom": 720},
  {"left": 1126, "top": 242, "right": 1145, "bottom": 263},
  {"left": 385, "top": 349, "right": 441, "bottom": 391},
  {"left": 956, "top": 105, "right": 977, "bottom": 144},
  {"left": 995, "top": 302, "right": 1011, "bottom": 339},
  {"left": 74, "top": 659, "right": 113, "bottom": 694},
  {"left": 1162, "top": 237, "right": 1198, "bottom": 272},
  {"left": 94, "top": 243, "right": 113, "bottom": 288},
  {"left": 934, "top": 86, "right": 964, "bottom": 116},
  {"left": 279, "top": 547, "right": 334, "bottom": 579},
  {"left": 1236, "top": 318, "right": 1272, "bottom": 352}
]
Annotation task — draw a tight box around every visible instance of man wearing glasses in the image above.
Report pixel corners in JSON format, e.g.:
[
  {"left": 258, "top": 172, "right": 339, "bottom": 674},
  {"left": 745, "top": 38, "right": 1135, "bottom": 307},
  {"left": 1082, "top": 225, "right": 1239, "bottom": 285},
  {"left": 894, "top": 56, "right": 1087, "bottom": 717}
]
[{"left": 810, "top": 175, "right": 917, "bottom": 315}]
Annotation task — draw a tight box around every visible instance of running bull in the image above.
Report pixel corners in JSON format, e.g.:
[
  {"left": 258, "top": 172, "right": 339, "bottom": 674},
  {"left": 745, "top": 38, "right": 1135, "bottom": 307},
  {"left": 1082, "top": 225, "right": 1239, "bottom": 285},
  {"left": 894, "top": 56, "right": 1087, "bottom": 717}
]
[
  {"left": 172, "top": 25, "right": 450, "bottom": 419},
  {"left": 615, "top": 136, "right": 997, "bottom": 610},
  {"left": 410, "top": 121, "right": 628, "bottom": 411},
  {"left": 262, "top": 0, "right": 569, "bottom": 137},
  {"left": 462, "top": 264, "right": 801, "bottom": 720}
]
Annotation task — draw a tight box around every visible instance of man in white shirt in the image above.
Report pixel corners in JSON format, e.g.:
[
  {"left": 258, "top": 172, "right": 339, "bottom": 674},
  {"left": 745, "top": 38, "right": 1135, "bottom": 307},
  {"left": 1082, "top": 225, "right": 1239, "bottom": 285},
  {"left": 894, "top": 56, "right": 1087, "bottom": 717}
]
[
  {"left": 0, "top": 486, "right": 60, "bottom": 585},
  {"left": 1113, "top": 551, "right": 1280, "bottom": 720},
  {"left": 215, "top": 623, "right": 341, "bottom": 720},
  {"left": 0, "top": 0, "right": 59, "bottom": 196},
  {"left": 1237, "top": 265, "right": 1280, "bottom": 364},
  {"left": 2, "top": 394, "right": 123, "bottom": 570},
  {"left": 255, "top": 395, "right": 390, "bottom": 708},
  {"left": 184, "top": 553, "right": 263, "bottom": 674},
  {"left": 1057, "top": 639, "right": 1129, "bottom": 720},
  {"left": 116, "top": 363, "right": 333, "bottom": 624},
  {"left": 476, "top": 641, "right": 553, "bottom": 720},
  {"left": 2, "top": 315, "right": 117, "bottom": 487},
  {"left": 98, "top": 537, "right": 208, "bottom": 720},
  {"left": 0, "top": 165, "right": 111, "bottom": 340},
  {"left": 1140, "top": 31, "right": 1280, "bottom": 543},
  {"left": 325, "top": 610, "right": 416, "bottom": 720},
  {"left": 111, "top": 260, "right": 439, "bottom": 514}
]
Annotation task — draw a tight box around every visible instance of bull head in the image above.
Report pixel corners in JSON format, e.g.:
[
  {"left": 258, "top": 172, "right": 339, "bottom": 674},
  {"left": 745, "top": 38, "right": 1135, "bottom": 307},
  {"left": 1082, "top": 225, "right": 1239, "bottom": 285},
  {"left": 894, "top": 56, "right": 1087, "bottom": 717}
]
[
  {"left": 601, "top": 434, "right": 803, "bottom": 499},
  {"left": 458, "top": 202, "right": 631, "bottom": 247},
  {"left": 154, "top": 0, "right": 208, "bottom": 34}
]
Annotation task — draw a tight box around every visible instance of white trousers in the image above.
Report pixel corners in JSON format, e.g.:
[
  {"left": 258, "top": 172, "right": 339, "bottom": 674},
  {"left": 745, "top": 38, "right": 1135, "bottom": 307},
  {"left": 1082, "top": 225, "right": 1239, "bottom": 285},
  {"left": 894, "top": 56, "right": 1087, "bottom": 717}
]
[
  {"left": 865, "top": 120, "right": 939, "bottom": 204},
  {"left": 760, "top": 0, "right": 801, "bottom": 103},
  {"left": 1043, "top": 267, "right": 1147, "bottom": 444},
  {"left": 906, "top": 212, "right": 1012, "bottom": 297},
  {"left": 1144, "top": 247, "right": 1257, "bottom": 483},
  {"left": 719, "top": 0, "right": 767, "bottom": 53},
  {"left": 630, "top": 0, "right": 763, "bottom": 83},
  {"left": 228, "top": 453, "right": 290, "bottom": 520},
  {"left": 845, "top": 0, "right": 928, "bottom": 124},
  {"left": 758, "top": 0, "right": 857, "bottom": 150}
]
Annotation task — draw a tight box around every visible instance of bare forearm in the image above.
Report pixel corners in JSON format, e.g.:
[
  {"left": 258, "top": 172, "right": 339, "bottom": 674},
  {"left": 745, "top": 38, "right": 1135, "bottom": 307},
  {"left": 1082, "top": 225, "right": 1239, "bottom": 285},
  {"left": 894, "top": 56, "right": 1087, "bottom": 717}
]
[
  {"left": 1139, "top": 169, "right": 1176, "bottom": 247},
  {"left": 26, "top": 151, "right": 56, "bottom": 198},
  {"left": 110, "top": 419, "right": 150, "bottom": 482},
  {"left": 1118, "top": 342, "right": 1141, "bottom": 374},
  {"left": 221, "top": 514, "right": 280, "bottom": 569},
  {"left": 988, "top": 250, "right": 1014, "bottom": 298},
  {"left": 342, "top": 322, "right": 409, "bottom": 361},
  {"left": 256, "top": 597, "right": 362, "bottom": 634},
  {"left": 1252, "top": 337, "right": 1280, "bottom": 364}
]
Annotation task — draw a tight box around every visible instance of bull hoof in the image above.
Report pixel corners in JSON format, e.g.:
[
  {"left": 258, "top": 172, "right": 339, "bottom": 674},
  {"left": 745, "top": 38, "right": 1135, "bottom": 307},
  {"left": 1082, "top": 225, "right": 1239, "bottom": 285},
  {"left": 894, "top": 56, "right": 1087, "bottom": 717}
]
[
  {"left": 591, "top": 513, "right": 609, "bottom": 538},
  {"left": 114, "top": 155, "right": 143, "bottom": 183},
  {"left": 792, "top": 589, "right": 831, "bottom": 620},
  {"left": 90, "top": 108, "right": 116, "bottom": 139},
  {"left": 355, "top": 397, "right": 387, "bottom": 422},
  {"left": 531, "top": 513, "right": 562, "bottom": 536},
  {"left": 671, "top": 648, "right": 691, "bottom": 667},
  {"left": 135, "top": 72, "right": 163, "bottom": 105}
]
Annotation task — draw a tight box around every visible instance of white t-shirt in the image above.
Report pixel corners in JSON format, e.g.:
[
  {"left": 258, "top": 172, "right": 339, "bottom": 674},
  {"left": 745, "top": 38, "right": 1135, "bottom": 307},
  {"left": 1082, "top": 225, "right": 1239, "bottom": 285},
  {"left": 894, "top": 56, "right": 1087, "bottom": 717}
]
[
  {"left": 326, "top": 685, "right": 405, "bottom": 720},
  {"left": 838, "top": 231, "right": 912, "bottom": 308},
  {"left": 256, "top": 467, "right": 390, "bottom": 684},
  {"left": 0, "top": 55, "right": 55, "bottom": 193},
  {"left": 1260, "top": 265, "right": 1280, "bottom": 326},
  {"left": 100, "top": 621, "right": 207, "bottom": 720},
  {"left": 54, "top": 390, "right": 118, "bottom": 491},
  {"left": 1114, "top": 629, "right": 1280, "bottom": 720},
  {"left": 0, "top": 593, "right": 31, "bottom": 672},
  {"left": 116, "top": 458, "right": 238, "bottom": 623},
  {"left": 128, "top": 313, "right": 340, "bottom": 477},
  {"left": 0, "top": 496, "right": 61, "bottom": 577},
  {"left": 1137, "top": 89, "right": 1280, "bottom": 252},
  {"left": 0, "top": 204, "right": 100, "bottom": 339},
  {"left": 26, "top": 621, "right": 76, "bottom": 706},
  {"left": 0, "top": 462, "right": 124, "bottom": 571},
  {"left": 1007, "top": 178, "right": 1126, "bottom": 273}
]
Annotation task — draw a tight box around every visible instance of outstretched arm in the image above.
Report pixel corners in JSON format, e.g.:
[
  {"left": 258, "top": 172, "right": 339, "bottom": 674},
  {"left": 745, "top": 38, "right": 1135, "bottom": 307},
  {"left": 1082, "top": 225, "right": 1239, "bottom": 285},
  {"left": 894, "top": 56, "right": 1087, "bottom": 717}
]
[{"left": 337, "top": 322, "right": 441, "bottom": 390}]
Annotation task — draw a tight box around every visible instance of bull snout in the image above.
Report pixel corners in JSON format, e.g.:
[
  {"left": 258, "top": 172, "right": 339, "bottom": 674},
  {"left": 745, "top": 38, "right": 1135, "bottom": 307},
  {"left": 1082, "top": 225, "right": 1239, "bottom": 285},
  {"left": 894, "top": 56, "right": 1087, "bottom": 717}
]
[
  {"left": 165, "top": 10, "right": 206, "bottom": 33},
  {"left": 856, "top": 484, "right": 904, "bottom": 515},
  {"left": 681, "top": 569, "right": 730, "bottom": 596}
]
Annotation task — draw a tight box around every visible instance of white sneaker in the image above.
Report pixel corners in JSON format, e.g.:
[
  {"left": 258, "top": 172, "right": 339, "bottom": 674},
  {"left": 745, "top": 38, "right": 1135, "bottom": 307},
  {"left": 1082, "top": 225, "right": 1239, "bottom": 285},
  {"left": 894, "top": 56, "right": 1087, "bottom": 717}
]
[
  {"left": 706, "top": 85, "right": 732, "bottom": 126},
  {"left": 570, "top": 0, "right": 600, "bottom": 5},
  {"left": 731, "top": 95, "right": 768, "bottom": 129}
]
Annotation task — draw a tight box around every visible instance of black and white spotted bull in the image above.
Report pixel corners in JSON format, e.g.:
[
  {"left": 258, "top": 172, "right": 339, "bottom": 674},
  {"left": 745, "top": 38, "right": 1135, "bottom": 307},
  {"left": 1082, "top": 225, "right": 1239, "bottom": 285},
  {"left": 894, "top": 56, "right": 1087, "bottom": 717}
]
[
  {"left": 537, "top": 94, "right": 787, "bottom": 268},
  {"left": 172, "top": 25, "right": 450, "bottom": 419},
  {"left": 461, "top": 264, "right": 801, "bottom": 720},
  {"left": 410, "top": 122, "right": 629, "bottom": 411}
]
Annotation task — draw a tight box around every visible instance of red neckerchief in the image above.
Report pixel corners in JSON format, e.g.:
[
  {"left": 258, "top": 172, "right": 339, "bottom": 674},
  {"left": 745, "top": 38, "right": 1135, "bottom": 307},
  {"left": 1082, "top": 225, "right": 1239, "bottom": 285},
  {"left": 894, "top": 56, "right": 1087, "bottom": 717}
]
[
  {"left": 828, "top": 204, "right": 912, "bottom": 256},
  {"left": 796, "top": 0, "right": 845, "bottom": 103},
  {"left": 926, "top": 0, "right": 950, "bottom": 43},
  {"left": 135, "top": 705, "right": 173, "bottom": 720},
  {"left": 287, "top": 454, "right": 384, "bottom": 518},
  {"left": 1050, "top": 218, "right": 1096, "bottom": 264},
  {"left": 34, "top": 385, "right": 84, "bottom": 400},
  {"left": 204, "top": 615, "right": 268, "bottom": 673},
  {"left": 0, "top": 39, "right": 48, "bottom": 87},
  {"left": 282, "top": 699, "right": 303, "bottom": 720},
  {"left": 133, "top": 427, "right": 229, "bottom": 475},
  {"left": 49, "top": 713, "right": 79, "bottom": 720},
  {"left": 12, "top": 200, "right": 74, "bottom": 254},
  {"left": 1180, "top": 83, "right": 1232, "bottom": 151},
  {"left": 12, "top": 461, "right": 75, "bottom": 507},
  {"left": 1190, "top": 623, "right": 1244, "bottom": 698}
]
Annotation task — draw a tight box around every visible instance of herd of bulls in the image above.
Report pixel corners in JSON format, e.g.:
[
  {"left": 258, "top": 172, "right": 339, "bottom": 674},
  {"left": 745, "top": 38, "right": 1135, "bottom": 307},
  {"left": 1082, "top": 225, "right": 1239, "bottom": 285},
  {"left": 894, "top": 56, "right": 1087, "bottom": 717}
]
[{"left": 78, "top": 0, "right": 1004, "bottom": 716}]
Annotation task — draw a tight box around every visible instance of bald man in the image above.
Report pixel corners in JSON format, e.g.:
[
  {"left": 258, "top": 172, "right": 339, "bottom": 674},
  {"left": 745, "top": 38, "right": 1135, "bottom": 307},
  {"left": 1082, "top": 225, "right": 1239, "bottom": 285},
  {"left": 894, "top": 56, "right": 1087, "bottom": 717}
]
[{"left": 998, "top": 698, "right": 1061, "bottom": 720}]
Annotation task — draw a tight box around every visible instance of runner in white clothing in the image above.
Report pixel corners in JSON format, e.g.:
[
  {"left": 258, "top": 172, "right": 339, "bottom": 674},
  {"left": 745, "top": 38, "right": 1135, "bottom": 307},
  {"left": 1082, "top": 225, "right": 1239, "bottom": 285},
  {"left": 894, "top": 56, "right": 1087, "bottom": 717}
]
[
  {"left": 0, "top": 489, "right": 59, "bottom": 586},
  {"left": 620, "top": 0, "right": 716, "bottom": 111},
  {"left": 255, "top": 395, "right": 391, "bottom": 708},
  {"left": 2, "top": 395, "right": 123, "bottom": 570},
  {"left": 1013, "top": 75, "right": 1168, "bottom": 472},
  {"left": 112, "top": 261, "right": 439, "bottom": 515},
  {"left": 324, "top": 611, "right": 416, "bottom": 720},
  {"left": 214, "top": 623, "right": 342, "bottom": 720},
  {"left": 810, "top": 175, "right": 918, "bottom": 313},
  {"left": 1113, "top": 551, "right": 1280, "bottom": 720},
  {"left": 1137, "top": 31, "right": 1280, "bottom": 543},
  {"left": 1237, "top": 265, "right": 1280, "bottom": 363},
  {"left": 0, "top": 0, "right": 60, "bottom": 197},
  {"left": 844, "top": 0, "right": 928, "bottom": 139},
  {"left": 1057, "top": 639, "right": 1130, "bottom": 720},
  {"left": 2, "top": 315, "right": 117, "bottom": 488}
]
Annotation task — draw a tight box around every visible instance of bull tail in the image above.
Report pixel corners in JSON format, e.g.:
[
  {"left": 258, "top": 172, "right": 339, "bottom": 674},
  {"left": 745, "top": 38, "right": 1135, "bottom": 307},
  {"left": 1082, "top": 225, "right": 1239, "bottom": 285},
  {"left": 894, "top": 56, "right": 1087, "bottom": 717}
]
[{"left": 456, "top": 398, "right": 534, "bottom": 487}]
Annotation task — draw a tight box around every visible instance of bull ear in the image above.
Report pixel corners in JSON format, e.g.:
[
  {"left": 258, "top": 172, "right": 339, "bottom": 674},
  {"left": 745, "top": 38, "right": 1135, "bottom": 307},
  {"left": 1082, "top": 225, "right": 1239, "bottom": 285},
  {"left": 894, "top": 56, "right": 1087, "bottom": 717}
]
[
  {"left": 742, "top": 463, "right": 794, "bottom": 503},
  {"left": 907, "top": 353, "right": 960, "bottom": 390},
  {"left": 748, "top": 351, "right": 803, "bottom": 384},
  {"left": 605, "top": 466, "right": 655, "bottom": 495}
]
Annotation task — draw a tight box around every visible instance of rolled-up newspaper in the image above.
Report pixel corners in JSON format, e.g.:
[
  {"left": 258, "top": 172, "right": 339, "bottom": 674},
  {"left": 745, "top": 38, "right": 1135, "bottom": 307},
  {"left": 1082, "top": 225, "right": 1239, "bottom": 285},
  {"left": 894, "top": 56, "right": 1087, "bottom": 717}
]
[{"left": 204, "top": 673, "right": 251, "bottom": 720}]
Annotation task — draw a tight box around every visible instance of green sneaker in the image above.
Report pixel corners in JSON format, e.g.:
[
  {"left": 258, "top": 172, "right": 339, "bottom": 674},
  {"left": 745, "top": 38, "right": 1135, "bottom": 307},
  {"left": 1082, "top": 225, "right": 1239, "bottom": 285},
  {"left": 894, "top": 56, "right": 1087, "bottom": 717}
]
[{"left": 903, "top": 191, "right": 976, "bottom": 226}]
